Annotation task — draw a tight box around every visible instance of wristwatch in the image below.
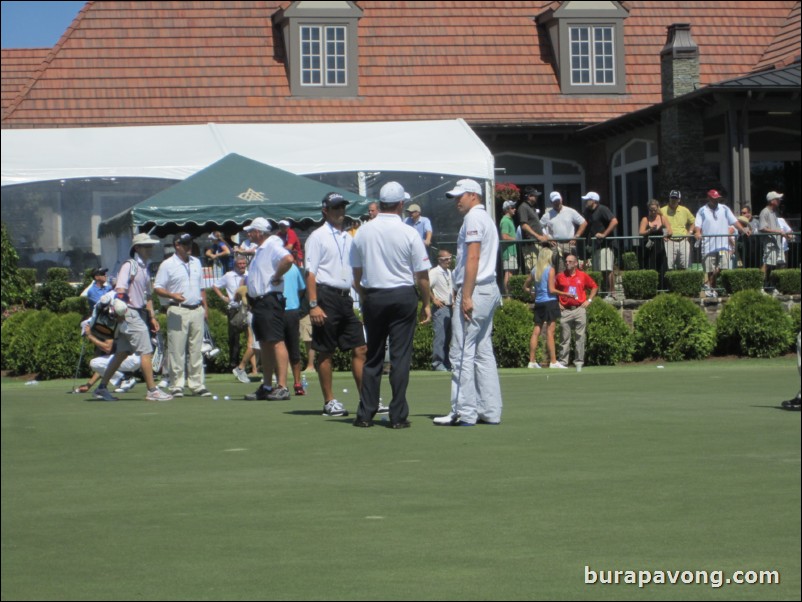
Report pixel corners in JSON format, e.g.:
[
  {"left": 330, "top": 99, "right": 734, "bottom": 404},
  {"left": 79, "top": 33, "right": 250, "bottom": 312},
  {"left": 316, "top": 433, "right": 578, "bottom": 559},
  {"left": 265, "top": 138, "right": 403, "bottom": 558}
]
[{"left": 309, "top": 300, "right": 318, "bottom": 308}]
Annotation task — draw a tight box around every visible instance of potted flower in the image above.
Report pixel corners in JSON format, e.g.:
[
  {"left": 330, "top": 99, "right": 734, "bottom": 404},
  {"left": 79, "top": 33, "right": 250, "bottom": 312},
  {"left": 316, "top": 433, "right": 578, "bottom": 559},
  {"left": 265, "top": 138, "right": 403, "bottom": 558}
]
[{"left": 495, "top": 182, "right": 520, "bottom": 202}]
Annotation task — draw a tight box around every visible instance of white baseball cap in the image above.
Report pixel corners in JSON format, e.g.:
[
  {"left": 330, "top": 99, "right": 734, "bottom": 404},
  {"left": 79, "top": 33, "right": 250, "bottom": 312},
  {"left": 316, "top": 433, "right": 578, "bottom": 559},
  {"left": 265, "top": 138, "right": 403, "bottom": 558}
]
[
  {"left": 766, "top": 191, "right": 784, "bottom": 202},
  {"left": 581, "top": 192, "right": 600, "bottom": 202},
  {"left": 549, "top": 191, "right": 563, "bottom": 203},
  {"left": 278, "top": 219, "right": 291, "bottom": 227},
  {"left": 445, "top": 179, "right": 483, "bottom": 198},
  {"left": 380, "top": 181, "right": 407, "bottom": 204},
  {"left": 244, "top": 217, "right": 272, "bottom": 232}
]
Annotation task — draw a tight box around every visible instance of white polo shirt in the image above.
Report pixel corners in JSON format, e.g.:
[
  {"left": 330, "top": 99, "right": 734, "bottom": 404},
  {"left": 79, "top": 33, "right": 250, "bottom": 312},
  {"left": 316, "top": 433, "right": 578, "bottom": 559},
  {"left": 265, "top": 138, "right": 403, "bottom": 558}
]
[
  {"left": 695, "top": 203, "right": 738, "bottom": 255},
  {"left": 454, "top": 204, "right": 499, "bottom": 287},
  {"left": 429, "top": 265, "right": 454, "bottom": 305},
  {"left": 350, "top": 213, "right": 430, "bottom": 288},
  {"left": 247, "top": 235, "right": 291, "bottom": 297},
  {"left": 153, "top": 254, "right": 204, "bottom": 305},
  {"left": 215, "top": 269, "right": 247, "bottom": 300},
  {"left": 540, "top": 206, "right": 586, "bottom": 240},
  {"left": 304, "top": 222, "right": 354, "bottom": 290}
]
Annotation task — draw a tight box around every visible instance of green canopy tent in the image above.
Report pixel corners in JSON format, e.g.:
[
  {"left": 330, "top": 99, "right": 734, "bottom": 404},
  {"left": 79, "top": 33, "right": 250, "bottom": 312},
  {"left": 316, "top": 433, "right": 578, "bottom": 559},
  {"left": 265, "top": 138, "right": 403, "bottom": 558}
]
[{"left": 98, "top": 153, "right": 372, "bottom": 238}]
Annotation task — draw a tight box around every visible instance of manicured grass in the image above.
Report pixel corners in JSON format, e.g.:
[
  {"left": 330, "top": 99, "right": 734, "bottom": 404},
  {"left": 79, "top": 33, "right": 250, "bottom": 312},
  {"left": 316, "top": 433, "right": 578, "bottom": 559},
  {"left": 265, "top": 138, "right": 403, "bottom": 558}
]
[{"left": 2, "top": 359, "right": 800, "bottom": 600}]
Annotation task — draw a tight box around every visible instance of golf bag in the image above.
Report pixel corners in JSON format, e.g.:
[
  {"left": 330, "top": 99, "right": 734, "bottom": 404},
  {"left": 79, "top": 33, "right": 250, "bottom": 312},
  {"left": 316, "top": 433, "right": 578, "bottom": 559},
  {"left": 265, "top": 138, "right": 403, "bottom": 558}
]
[
  {"left": 151, "top": 332, "right": 165, "bottom": 374},
  {"left": 202, "top": 321, "right": 220, "bottom": 360}
]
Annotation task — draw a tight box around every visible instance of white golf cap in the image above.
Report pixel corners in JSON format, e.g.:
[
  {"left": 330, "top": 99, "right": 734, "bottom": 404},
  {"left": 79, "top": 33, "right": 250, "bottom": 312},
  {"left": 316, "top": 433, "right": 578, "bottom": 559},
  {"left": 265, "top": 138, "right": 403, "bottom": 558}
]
[
  {"left": 111, "top": 298, "right": 129, "bottom": 317},
  {"left": 278, "top": 219, "right": 291, "bottom": 227},
  {"left": 445, "top": 179, "right": 483, "bottom": 198},
  {"left": 380, "top": 181, "right": 407, "bottom": 204},
  {"left": 766, "top": 191, "right": 784, "bottom": 202},
  {"left": 549, "top": 191, "right": 563, "bottom": 203},
  {"left": 244, "top": 217, "right": 272, "bottom": 232},
  {"left": 581, "top": 191, "right": 600, "bottom": 202}
]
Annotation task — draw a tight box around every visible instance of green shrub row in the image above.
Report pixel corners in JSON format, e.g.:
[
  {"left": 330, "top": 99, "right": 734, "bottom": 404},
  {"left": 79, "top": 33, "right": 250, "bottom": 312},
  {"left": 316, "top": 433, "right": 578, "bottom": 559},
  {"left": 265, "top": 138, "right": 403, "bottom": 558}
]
[
  {"left": 2, "top": 295, "right": 799, "bottom": 378},
  {"left": 771, "top": 269, "right": 801, "bottom": 295},
  {"left": 665, "top": 270, "right": 705, "bottom": 297}
]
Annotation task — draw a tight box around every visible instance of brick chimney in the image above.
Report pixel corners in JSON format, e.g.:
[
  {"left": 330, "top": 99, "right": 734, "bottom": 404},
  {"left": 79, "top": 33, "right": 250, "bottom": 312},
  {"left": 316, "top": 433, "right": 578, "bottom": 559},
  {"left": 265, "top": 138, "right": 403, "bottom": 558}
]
[{"left": 661, "top": 24, "right": 699, "bottom": 101}]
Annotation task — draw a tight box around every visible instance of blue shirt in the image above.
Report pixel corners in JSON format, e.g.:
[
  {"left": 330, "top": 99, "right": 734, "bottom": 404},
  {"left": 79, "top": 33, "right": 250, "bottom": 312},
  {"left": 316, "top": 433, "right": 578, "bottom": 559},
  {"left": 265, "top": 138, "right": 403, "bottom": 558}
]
[
  {"left": 84, "top": 282, "right": 112, "bottom": 310},
  {"left": 404, "top": 215, "right": 432, "bottom": 241},
  {"left": 282, "top": 264, "right": 306, "bottom": 311},
  {"left": 534, "top": 265, "right": 557, "bottom": 304}
]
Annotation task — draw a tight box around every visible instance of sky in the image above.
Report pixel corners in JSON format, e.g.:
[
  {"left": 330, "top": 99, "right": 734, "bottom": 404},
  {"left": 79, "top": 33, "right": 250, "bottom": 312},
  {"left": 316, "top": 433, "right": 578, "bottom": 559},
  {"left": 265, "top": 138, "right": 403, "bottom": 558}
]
[{"left": 1, "top": 1, "right": 87, "bottom": 48}]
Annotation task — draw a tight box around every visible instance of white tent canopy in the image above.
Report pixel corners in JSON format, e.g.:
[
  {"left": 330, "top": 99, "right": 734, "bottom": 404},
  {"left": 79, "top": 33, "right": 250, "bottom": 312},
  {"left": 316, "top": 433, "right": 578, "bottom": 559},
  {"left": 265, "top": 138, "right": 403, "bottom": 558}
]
[{"left": 1, "top": 119, "right": 494, "bottom": 186}]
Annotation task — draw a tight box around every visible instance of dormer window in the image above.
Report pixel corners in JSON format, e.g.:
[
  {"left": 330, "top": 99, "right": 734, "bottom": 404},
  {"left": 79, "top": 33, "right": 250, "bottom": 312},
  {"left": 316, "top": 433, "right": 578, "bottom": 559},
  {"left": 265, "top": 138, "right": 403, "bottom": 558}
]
[
  {"left": 538, "top": 1, "right": 629, "bottom": 95},
  {"left": 274, "top": 1, "right": 362, "bottom": 98}
]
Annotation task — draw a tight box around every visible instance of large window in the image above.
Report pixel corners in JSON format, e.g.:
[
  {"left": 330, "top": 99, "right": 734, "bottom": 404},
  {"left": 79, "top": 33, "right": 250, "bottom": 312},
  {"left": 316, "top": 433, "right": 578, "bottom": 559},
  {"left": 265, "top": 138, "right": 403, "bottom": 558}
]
[
  {"left": 300, "top": 25, "right": 347, "bottom": 87},
  {"left": 274, "top": 2, "right": 362, "bottom": 98},
  {"left": 569, "top": 26, "right": 615, "bottom": 86}
]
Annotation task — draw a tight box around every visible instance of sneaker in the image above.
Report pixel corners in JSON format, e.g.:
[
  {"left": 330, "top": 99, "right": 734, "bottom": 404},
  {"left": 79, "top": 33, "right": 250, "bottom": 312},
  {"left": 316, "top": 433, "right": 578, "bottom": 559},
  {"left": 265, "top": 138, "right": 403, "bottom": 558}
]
[
  {"left": 527, "top": 362, "right": 541, "bottom": 369},
  {"left": 232, "top": 367, "right": 250, "bottom": 384},
  {"left": 376, "top": 402, "right": 390, "bottom": 415},
  {"left": 115, "top": 377, "right": 137, "bottom": 393},
  {"left": 267, "top": 386, "right": 290, "bottom": 401},
  {"left": 158, "top": 378, "right": 171, "bottom": 389},
  {"left": 93, "top": 386, "right": 119, "bottom": 401},
  {"left": 323, "top": 399, "right": 348, "bottom": 417},
  {"left": 549, "top": 362, "right": 568, "bottom": 369},
  {"left": 169, "top": 387, "right": 184, "bottom": 398},
  {"left": 781, "top": 398, "right": 801, "bottom": 411},
  {"left": 293, "top": 383, "right": 306, "bottom": 396},
  {"left": 146, "top": 388, "right": 173, "bottom": 402},
  {"left": 245, "top": 385, "right": 272, "bottom": 401},
  {"left": 433, "top": 414, "right": 475, "bottom": 427},
  {"left": 193, "top": 387, "right": 213, "bottom": 397}
]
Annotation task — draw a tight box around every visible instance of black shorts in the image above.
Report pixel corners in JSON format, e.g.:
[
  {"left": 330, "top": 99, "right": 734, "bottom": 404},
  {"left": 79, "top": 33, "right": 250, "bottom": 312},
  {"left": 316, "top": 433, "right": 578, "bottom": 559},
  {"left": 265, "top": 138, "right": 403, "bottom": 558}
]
[
  {"left": 251, "top": 293, "right": 286, "bottom": 344},
  {"left": 283, "top": 309, "right": 301, "bottom": 364},
  {"left": 312, "top": 286, "right": 366, "bottom": 354},
  {"left": 533, "top": 300, "right": 560, "bottom": 325}
]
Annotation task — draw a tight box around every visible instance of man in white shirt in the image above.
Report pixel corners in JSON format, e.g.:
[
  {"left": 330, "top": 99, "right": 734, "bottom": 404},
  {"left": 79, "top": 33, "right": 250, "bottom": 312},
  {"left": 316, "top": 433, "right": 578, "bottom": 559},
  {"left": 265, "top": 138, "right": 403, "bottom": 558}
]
[
  {"left": 759, "top": 191, "right": 790, "bottom": 280},
  {"left": 243, "top": 217, "right": 295, "bottom": 401},
  {"left": 213, "top": 255, "right": 248, "bottom": 374},
  {"left": 540, "top": 191, "right": 587, "bottom": 271},
  {"left": 433, "top": 179, "right": 503, "bottom": 427},
  {"left": 429, "top": 249, "right": 454, "bottom": 372},
  {"left": 305, "top": 193, "right": 368, "bottom": 418},
  {"left": 154, "top": 232, "right": 211, "bottom": 398},
  {"left": 351, "top": 182, "right": 432, "bottom": 428},
  {"left": 694, "top": 190, "right": 749, "bottom": 296}
]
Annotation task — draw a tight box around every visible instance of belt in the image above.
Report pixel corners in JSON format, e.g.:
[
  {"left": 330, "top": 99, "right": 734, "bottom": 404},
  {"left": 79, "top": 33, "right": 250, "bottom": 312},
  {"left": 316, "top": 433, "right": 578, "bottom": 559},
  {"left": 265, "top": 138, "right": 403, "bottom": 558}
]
[
  {"left": 251, "top": 292, "right": 284, "bottom": 303},
  {"left": 319, "top": 284, "right": 351, "bottom": 297},
  {"left": 170, "top": 302, "right": 202, "bottom": 310}
]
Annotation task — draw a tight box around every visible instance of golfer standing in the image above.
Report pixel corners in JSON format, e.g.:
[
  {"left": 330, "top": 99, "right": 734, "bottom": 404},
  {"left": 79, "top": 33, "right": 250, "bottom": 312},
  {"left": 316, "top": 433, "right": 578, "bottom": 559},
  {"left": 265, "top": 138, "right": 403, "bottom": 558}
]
[
  {"left": 433, "top": 179, "right": 503, "bottom": 426},
  {"left": 351, "top": 182, "right": 432, "bottom": 428}
]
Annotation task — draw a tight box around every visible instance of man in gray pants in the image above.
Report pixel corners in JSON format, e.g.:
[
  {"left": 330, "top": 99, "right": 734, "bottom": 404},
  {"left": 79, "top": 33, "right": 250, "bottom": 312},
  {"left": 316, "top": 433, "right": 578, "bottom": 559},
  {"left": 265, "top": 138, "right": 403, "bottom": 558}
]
[{"left": 429, "top": 249, "right": 454, "bottom": 372}]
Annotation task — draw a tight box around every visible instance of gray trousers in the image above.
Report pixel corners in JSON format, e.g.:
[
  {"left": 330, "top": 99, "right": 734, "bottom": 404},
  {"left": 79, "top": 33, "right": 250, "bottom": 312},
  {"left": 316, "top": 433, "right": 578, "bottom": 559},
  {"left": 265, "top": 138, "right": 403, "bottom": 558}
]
[
  {"left": 431, "top": 304, "right": 452, "bottom": 370},
  {"left": 449, "top": 283, "right": 503, "bottom": 424},
  {"left": 559, "top": 305, "right": 587, "bottom": 366}
]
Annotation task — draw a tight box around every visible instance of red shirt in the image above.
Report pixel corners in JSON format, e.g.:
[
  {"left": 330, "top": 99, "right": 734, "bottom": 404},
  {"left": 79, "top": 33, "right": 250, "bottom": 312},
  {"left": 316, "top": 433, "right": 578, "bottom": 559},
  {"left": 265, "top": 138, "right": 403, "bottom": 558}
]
[
  {"left": 280, "top": 228, "right": 304, "bottom": 264},
  {"left": 555, "top": 269, "right": 597, "bottom": 308}
]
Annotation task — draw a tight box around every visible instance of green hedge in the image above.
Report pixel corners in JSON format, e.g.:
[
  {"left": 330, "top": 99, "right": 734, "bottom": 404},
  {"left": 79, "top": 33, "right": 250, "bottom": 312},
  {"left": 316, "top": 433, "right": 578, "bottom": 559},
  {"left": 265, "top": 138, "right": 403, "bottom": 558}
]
[
  {"left": 59, "top": 296, "right": 90, "bottom": 316},
  {"left": 790, "top": 304, "right": 800, "bottom": 342},
  {"left": 46, "top": 267, "right": 71, "bottom": 282},
  {"left": 35, "top": 313, "right": 88, "bottom": 380},
  {"left": 4, "top": 310, "right": 58, "bottom": 375},
  {"left": 492, "top": 299, "right": 534, "bottom": 368},
  {"left": 507, "top": 275, "right": 529, "bottom": 304},
  {"left": 634, "top": 294, "right": 715, "bottom": 361},
  {"left": 1, "top": 309, "right": 38, "bottom": 370},
  {"left": 622, "top": 270, "right": 658, "bottom": 300},
  {"left": 665, "top": 270, "right": 704, "bottom": 297},
  {"left": 621, "top": 251, "right": 639, "bottom": 271},
  {"left": 771, "top": 269, "right": 801, "bottom": 295},
  {"left": 586, "top": 271, "right": 602, "bottom": 290},
  {"left": 585, "top": 299, "right": 634, "bottom": 366},
  {"left": 716, "top": 290, "right": 795, "bottom": 358},
  {"left": 719, "top": 268, "right": 763, "bottom": 295}
]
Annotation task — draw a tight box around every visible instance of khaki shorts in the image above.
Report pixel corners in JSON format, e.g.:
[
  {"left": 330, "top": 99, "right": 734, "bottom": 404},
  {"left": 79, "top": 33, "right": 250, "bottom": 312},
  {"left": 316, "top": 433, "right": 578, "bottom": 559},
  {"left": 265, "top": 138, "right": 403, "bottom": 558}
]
[
  {"left": 115, "top": 308, "right": 153, "bottom": 356},
  {"left": 502, "top": 254, "right": 519, "bottom": 271},
  {"left": 703, "top": 251, "right": 730, "bottom": 273},
  {"left": 593, "top": 247, "right": 615, "bottom": 272},
  {"left": 299, "top": 314, "right": 312, "bottom": 342}
]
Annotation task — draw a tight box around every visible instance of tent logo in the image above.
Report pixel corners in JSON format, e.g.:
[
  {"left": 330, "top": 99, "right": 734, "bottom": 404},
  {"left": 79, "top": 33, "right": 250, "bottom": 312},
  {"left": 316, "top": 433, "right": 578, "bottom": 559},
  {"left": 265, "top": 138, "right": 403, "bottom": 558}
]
[{"left": 238, "top": 188, "right": 268, "bottom": 202}]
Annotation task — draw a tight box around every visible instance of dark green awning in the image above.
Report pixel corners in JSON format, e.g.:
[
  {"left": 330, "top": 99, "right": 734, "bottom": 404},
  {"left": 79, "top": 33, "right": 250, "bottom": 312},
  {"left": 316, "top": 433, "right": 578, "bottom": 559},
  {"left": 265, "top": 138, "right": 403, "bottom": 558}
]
[{"left": 98, "top": 153, "right": 371, "bottom": 237}]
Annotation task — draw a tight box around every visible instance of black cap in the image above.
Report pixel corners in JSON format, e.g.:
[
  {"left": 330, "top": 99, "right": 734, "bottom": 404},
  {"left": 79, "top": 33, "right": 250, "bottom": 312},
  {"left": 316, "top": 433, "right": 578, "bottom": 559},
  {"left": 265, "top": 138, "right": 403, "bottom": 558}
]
[
  {"left": 524, "top": 187, "right": 542, "bottom": 197},
  {"left": 92, "top": 267, "right": 109, "bottom": 277},
  {"left": 174, "top": 232, "right": 193, "bottom": 246},
  {"left": 322, "top": 192, "right": 349, "bottom": 208}
]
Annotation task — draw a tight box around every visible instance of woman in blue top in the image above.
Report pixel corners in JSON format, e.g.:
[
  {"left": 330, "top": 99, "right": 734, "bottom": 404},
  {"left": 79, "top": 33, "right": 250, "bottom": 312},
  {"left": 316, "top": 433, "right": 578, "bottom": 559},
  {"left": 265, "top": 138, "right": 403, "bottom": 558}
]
[{"left": 523, "top": 246, "right": 575, "bottom": 369}]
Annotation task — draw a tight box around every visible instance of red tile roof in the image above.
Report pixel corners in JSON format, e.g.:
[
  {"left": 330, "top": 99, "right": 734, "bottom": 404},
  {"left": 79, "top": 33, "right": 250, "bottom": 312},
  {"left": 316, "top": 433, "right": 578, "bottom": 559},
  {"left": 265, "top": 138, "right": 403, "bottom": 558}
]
[
  {"left": 753, "top": 1, "right": 801, "bottom": 71},
  {"left": 1, "top": 48, "right": 49, "bottom": 112},
  {"left": 2, "top": 1, "right": 799, "bottom": 129}
]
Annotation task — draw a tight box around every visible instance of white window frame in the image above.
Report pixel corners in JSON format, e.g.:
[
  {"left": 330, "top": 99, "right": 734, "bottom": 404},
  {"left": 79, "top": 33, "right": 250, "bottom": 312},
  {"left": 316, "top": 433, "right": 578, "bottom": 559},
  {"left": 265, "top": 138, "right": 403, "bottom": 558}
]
[
  {"left": 300, "top": 25, "right": 348, "bottom": 88},
  {"left": 569, "top": 25, "right": 616, "bottom": 87}
]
